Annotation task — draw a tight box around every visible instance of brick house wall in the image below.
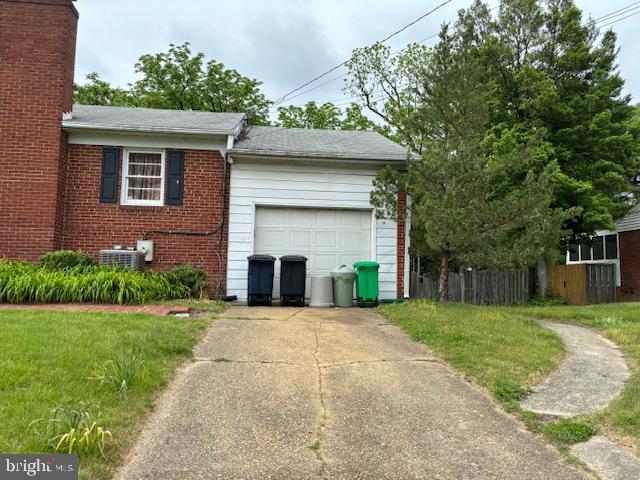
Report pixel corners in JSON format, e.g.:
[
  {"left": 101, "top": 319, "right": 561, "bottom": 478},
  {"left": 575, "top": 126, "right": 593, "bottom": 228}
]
[
  {"left": 61, "top": 145, "right": 229, "bottom": 294},
  {"left": 618, "top": 230, "right": 640, "bottom": 301},
  {"left": 0, "top": 0, "right": 78, "bottom": 260}
]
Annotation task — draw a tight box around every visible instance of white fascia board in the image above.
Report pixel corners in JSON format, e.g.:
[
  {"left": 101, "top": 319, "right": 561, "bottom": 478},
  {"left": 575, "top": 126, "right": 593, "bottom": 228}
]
[
  {"left": 229, "top": 152, "right": 405, "bottom": 168},
  {"left": 66, "top": 129, "right": 228, "bottom": 152}
]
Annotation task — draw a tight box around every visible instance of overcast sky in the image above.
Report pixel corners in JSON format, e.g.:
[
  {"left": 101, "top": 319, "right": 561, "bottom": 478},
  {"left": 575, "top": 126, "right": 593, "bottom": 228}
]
[{"left": 74, "top": 0, "right": 640, "bottom": 111}]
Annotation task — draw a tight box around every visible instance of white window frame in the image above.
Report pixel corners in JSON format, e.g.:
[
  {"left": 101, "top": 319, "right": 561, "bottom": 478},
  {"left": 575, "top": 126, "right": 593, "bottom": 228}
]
[
  {"left": 120, "top": 148, "right": 165, "bottom": 206},
  {"left": 566, "top": 230, "right": 621, "bottom": 286}
]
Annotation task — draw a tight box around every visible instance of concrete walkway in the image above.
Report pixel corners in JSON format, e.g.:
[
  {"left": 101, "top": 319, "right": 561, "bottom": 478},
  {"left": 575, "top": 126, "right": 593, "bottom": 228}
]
[
  {"left": 521, "top": 321, "right": 630, "bottom": 417},
  {"left": 117, "top": 307, "right": 588, "bottom": 480},
  {"left": 572, "top": 436, "right": 640, "bottom": 480}
]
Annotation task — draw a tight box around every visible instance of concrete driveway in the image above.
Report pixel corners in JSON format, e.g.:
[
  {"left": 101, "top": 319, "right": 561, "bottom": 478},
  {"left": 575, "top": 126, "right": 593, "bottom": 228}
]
[{"left": 117, "top": 307, "right": 588, "bottom": 480}]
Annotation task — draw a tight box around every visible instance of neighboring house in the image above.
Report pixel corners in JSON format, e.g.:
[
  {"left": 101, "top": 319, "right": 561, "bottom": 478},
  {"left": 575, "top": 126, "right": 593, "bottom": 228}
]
[
  {"left": 0, "top": 0, "right": 409, "bottom": 301},
  {"left": 566, "top": 204, "right": 640, "bottom": 301}
]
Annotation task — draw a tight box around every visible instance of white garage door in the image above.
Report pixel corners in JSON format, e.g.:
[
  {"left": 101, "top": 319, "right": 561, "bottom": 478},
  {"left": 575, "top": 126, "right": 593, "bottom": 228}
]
[{"left": 254, "top": 206, "right": 372, "bottom": 298}]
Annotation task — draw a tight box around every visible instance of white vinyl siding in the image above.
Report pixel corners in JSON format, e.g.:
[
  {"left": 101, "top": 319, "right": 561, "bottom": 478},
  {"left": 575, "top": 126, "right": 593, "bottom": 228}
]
[{"left": 226, "top": 160, "right": 400, "bottom": 300}]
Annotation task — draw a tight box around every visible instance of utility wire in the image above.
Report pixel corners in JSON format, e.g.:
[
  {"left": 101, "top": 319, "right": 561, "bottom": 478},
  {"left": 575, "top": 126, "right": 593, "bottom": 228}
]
[
  {"left": 273, "top": 0, "right": 455, "bottom": 105},
  {"left": 596, "top": 8, "right": 640, "bottom": 28},
  {"left": 588, "top": 1, "right": 640, "bottom": 24},
  {"left": 271, "top": 5, "right": 499, "bottom": 110},
  {"left": 273, "top": 2, "right": 638, "bottom": 111}
]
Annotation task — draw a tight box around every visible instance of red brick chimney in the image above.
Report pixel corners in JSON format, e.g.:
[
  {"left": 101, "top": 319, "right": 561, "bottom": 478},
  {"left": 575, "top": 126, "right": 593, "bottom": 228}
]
[{"left": 0, "top": 0, "right": 78, "bottom": 260}]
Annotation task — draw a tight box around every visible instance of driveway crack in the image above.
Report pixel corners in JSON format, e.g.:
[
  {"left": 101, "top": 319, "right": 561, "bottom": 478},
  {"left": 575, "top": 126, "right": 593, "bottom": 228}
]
[
  {"left": 191, "top": 357, "right": 313, "bottom": 367},
  {"left": 312, "top": 326, "right": 328, "bottom": 478},
  {"left": 320, "top": 358, "right": 440, "bottom": 369}
]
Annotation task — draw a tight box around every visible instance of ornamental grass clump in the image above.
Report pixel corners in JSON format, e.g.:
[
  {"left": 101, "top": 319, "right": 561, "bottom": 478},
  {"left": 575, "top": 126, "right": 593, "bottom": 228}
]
[
  {"left": 31, "top": 402, "right": 112, "bottom": 457},
  {"left": 0, "top": 259, "right": 190, "bottom": 304}
]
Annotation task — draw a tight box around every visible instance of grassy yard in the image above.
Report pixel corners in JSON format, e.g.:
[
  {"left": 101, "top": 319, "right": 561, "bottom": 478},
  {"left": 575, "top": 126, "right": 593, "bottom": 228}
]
[
  {"left": 378, "top": 300, "right": 640, "bottom": 456},
  {"left": 0, "top": 308, "right": 214, "bottom": 480}
]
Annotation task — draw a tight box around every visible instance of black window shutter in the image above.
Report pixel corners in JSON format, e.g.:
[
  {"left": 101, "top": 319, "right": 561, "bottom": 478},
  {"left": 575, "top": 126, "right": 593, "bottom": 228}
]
[
  {"left": 166, "top": 150, "right": 185, "bottom": 205},
  {"left": 99, "top": 148, "right": 120, "bottom": 203}
]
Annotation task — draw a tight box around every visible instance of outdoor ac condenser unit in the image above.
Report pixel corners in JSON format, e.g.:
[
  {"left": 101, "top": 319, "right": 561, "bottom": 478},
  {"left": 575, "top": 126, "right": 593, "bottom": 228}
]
[{"left": 99, "top": 250, "right": 146, "bottom": 271}]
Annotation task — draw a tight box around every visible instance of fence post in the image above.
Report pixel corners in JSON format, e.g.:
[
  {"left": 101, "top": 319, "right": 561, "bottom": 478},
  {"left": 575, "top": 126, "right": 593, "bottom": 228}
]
[
  {"left": 459, "top": 267, "right": 465, "bottom": 303},
  {"left": 471, "top": 268, "right": 477, "bottom": 305}
]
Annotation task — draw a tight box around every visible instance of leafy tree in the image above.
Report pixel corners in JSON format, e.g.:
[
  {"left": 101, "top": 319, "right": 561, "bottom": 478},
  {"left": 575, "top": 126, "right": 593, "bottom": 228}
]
[
  {"left": 348, "top": 15, "right": 572, "bottom": 299},
  {"left": 484, "top": 0, "right": 640, "bottom": 235},
  {"left": 74, "top": 43, "right": 271, "bottom": 125},
  {"left": 347, "top": 0, "right": 639, "bottom": 298},
  {"left": 73, "top": 73, "right": 138, "bottom": 107},
  {"left": 202, "top": 60, "right": 271, "bottom": 124},
  {"left": 276, "top": 100, "right": 389, "bottom": 134},
  {"left": 277, "top": 101, "right": 343, "bottom": 129},
  {"left": 133, "top": 43, "right": 204, "bottom": 111}
]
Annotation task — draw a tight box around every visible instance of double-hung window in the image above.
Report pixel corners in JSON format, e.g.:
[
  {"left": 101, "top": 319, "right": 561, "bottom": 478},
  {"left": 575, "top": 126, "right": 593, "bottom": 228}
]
[{"left": 121, "top": 149, "right": 165, "bottom": 206}]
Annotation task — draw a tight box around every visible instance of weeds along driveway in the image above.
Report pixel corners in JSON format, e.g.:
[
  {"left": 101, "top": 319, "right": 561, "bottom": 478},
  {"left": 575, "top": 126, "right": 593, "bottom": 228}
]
[{"left": 116, "top": 306, "right": 588, "bottom": 480}]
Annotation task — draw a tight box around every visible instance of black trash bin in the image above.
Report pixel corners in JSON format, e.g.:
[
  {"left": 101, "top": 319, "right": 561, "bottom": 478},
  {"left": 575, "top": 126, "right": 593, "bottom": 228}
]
[
  {"left": 279, "top": 255, "right": 307, "bottom": 307},
  {"left": 247, "top": 254, "right": 276, "bottom": 306}
]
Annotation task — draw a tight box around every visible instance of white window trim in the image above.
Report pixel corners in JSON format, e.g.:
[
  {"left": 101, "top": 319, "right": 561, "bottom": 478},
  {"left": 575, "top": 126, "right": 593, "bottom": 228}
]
[
  {"left": 566, "top": 231, "right": 621, "bottom": 287},
  {"left": 120, "top": 148, "right": 165, "bottom": 206},
  {"left": 566, "top": 230, "right": 618, "bottom": 264}
]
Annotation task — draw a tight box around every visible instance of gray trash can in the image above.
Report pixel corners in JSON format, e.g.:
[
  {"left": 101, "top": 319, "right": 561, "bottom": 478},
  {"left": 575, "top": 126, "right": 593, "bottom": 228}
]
[
  {"left": 310, "top": 274, "right": 333, "bottom": 308},
  {"left": 331, "top": 265, "right": 356, "bottom": 308}
]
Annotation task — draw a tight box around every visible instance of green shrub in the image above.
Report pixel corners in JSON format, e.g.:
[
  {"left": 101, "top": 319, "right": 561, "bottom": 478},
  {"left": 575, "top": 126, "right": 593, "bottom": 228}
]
[
  {"left": 39, "top": 250, "right": 94, "bottom": 270},
  {"left": 543, "top": 420, "right": 597, "bottom": 445},
  {"left": 0, "top": 261, "right": 190, "bottom": 304},
  {"left": 170, "top": 265, "right": 208, "bottom": 298}
]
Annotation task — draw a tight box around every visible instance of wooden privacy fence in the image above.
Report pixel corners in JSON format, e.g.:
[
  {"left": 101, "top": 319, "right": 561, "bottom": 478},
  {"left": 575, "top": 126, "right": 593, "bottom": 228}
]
[
  {"left": 548, "top": 263, "right": 616, "bottom": 305},
  {"left": 410, "top": 269, "right": 531, "bottom": 305}
]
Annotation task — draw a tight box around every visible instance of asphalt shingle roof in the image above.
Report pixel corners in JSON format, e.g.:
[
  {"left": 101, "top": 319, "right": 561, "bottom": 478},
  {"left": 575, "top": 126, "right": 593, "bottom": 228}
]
[
  {"left": 63, "top": 104, "right": 245, "bottom": 136},
  {"left": 230, "top": 125, "right": 408, "bottom": 161}
]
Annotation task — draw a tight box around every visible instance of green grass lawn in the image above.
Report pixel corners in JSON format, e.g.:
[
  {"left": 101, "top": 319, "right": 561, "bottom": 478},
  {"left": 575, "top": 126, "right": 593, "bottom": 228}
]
[
  {"left": 0, "top": 309, "right": 212, "bottom": 480},
  {"left": 378, "top": 300, "right": 640, "bottom": 457}
]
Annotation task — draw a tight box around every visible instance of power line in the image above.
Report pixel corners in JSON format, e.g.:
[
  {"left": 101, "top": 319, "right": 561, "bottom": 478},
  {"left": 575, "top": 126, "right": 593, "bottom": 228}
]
[
  {"left": 273, "top": 0, "right": 456, "bottom": 105},
  {"left": 588, "top": 1, "right": 640, "bottom": 24},
  {"left": 272, "top": 1, "right": 638, "bottom": 113},
  {"left": 272, "top": 5, "right": 500, "bottom": 110},
  {"left": 596, "top": 8, "right": 640, "bottom": 28}
]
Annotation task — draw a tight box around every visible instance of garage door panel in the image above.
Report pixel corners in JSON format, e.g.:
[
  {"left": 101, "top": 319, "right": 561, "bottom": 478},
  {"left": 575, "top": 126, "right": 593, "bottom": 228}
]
[
  {"left": 290, "top": 209, "right": 313, "bottom": 225},
  {"left": 258, "top": 207, "right": 286, "bottom": 226},
  {"left": 341, "top": 231, "right": 369, "bottom": 250},
  {"left": 254, "top": 206, "right": 372, "bottom": 298},
  {"left": 339, "top": 254, "right": 362, "bottom": 268},
  {"left": 316, "top": 210, "right": 338, "bottom": 227},
  {"left": 315, "top": 253, "right": 339, "bottom": 271},
  {"left": 258, "top": 229, "right": 287, "bottom": 249},
  {"left": 290, "top": 230, "right": 312, "bottom": 250},
  {"left": 341, "top": 210, "right": 368, "bottom": 227},
  {"left": 316, "top": 231, "right": 338, "bottom": 248}
]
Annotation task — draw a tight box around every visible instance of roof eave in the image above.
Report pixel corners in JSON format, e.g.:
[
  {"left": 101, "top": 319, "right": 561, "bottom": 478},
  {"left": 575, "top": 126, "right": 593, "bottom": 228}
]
[
  {"left": 228, "top": 148, "right": 407, "bottom": 163},
  {"left": 62, "top": 120, "right": 245, "bottom": 137}
]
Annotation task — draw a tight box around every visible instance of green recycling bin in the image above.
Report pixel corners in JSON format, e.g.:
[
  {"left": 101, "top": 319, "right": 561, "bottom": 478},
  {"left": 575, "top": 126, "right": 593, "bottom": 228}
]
[
  {"left": 331, "top": 265, "right": 356, "bottom": 307},
  {"left": 353, "top": 261, "right": 380, "bottom": 307}
]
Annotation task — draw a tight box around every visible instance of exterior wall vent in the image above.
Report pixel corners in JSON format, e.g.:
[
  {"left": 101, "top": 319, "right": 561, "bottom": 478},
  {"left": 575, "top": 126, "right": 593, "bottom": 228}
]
[{"left": 99, "top": 250, "right": 146, "bottom": 271}]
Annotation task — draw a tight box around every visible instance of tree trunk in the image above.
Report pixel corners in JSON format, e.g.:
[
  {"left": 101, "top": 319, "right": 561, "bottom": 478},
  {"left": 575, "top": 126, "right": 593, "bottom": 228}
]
[
  {"left": 438, "top": 251, "right": 449, "bottom": 302},
  {"left": 537, "top": 258, "right": 548, "bottom": 298}
]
